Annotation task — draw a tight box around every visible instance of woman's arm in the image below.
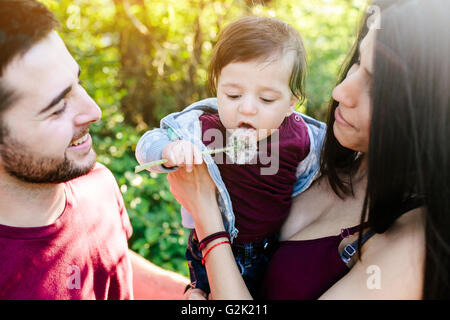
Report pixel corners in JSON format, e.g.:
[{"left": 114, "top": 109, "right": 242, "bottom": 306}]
[{"left": 167, "top": 164, "right": 252, "bottom": 299}]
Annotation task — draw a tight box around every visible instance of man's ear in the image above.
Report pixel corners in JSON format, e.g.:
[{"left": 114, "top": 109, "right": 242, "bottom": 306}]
[{"left": 286, "top": 96, "right": 298, "bottom": 117}]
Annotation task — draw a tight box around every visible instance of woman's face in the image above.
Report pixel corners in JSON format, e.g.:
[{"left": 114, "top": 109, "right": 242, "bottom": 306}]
[{"left": 331, "top": 28, "right": 376, "bottom": 153}]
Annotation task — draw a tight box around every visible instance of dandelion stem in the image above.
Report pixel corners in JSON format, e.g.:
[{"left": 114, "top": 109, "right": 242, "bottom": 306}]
[{"left": 134, "top": 145, "right": 235, "bottom": 173}]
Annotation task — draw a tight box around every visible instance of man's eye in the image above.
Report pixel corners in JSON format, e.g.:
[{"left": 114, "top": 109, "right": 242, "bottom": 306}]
[{"left": 53, "top": 102, "right": 67, "bottom": 116}]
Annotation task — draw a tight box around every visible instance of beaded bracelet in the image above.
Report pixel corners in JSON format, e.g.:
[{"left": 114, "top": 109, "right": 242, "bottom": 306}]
[
  {"left": 198, "top": 231, "right": 230, "bottom": 251},
  {"left": 201, "top": 240, "right": 231, "bottom": 266}
]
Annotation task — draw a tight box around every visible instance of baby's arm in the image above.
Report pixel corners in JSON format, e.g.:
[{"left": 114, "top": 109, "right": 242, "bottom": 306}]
[
  {"left": 136, "top": 128, "right": 202, "bottom": 229},
  {"left": 136, "top": 128, "right": 204, "bottom": 173},
  {"left": 135, "top": 128, "right": 176, "bottom": 173},
  {"left": 162, "top": 140, "right": 203, "bottom": 173}
]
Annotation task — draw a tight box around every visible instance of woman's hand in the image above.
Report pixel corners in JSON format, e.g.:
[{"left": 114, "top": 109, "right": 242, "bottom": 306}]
[
  {"left": 168, "top": 163, "right": 252, "bottom": 300},
  {"left": 167, "top": 163, "right": 225, "bottom": 238},
  {"left": 167, "top": 162, "right": 216, "bottom": 214}
]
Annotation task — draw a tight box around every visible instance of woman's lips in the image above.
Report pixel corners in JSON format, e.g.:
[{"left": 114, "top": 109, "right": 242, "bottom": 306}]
[{"left": 334, "top": 107, "right": 353, "bottom": 127}]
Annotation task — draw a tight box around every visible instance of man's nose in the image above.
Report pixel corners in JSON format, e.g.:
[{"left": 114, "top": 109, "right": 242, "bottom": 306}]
[{"left": 74, "top": 91, "right": 102, "bottom": 126}]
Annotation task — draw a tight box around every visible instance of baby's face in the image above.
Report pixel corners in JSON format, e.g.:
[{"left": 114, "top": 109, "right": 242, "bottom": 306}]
[{"left": 216, "top": 54, "right": 296, "bottom": 141}]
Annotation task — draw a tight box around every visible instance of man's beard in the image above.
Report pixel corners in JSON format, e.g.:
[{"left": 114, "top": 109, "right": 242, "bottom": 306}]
[{"left": 0, "top": 133, "right": 96, "bottom": 184}]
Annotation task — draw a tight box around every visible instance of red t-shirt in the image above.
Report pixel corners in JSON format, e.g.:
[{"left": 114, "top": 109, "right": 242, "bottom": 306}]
[{"left": 0, "top": 163, "right": 133, "bottom": 300}]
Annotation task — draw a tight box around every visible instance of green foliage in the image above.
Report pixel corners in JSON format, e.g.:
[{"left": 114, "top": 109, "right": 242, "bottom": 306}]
[{"left": 39, "top": 0, "right": 367, "bottom": 277}]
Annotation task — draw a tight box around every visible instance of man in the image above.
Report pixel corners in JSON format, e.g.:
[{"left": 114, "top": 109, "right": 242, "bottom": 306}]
[{"left": 0, "top": 0, "right": 188, "bottom": 299}]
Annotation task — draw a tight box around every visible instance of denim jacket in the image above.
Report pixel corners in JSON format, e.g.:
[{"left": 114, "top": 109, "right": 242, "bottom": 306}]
[{"left": 135, "top": 98, "right": 327, "bottom": 242}]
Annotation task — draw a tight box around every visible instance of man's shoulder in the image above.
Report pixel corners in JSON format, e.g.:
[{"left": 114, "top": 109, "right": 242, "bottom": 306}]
[
  {"left": 68, "top": 162, "right": 118, "bottom": 191},
  {"left": 91, "top": 162, "right": 114, "bottom": 177}
]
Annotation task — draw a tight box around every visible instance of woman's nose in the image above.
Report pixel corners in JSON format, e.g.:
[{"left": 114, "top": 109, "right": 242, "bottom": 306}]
[{"left": 332, "top": 79, "right": 355, "bottom": 108}]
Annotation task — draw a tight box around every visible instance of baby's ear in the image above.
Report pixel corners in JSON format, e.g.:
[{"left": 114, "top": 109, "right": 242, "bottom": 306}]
[{"left": 286, "top": 97, "right": 298, "bottom": 117}]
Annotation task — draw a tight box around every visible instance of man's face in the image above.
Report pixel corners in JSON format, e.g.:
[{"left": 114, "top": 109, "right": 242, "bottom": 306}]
[{"left": 0, "top": 31, "right": 102, "bottom": 183}]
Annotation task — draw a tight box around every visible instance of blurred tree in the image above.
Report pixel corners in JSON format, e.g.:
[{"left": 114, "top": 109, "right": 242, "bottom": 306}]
[
  {"left": 113, "top": 0, "right": 243, "bottom": 129},
  {"left": 112, "top": 0, "right": 159, "bottom": 128}
]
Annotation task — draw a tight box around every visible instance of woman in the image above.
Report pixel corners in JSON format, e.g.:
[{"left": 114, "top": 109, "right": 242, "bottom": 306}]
[{"left": 168, "top": 0, "right": 449, "bottom": 299}]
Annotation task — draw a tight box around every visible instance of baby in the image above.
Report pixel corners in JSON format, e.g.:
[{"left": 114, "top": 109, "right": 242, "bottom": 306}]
[{"left": 135, "top": 16, "right": 326, "bottom": 298}]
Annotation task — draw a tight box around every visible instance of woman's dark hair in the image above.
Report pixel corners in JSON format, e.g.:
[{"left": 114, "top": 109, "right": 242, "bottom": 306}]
[
  {"left": 322, "top": 0, "right": 450, "bottom": 298},
  {"left": 363, "top": 0, "right": 450, "bottom": 299},
  {"left": 323, "top": 0, "right": 449, "bottom": 299}
]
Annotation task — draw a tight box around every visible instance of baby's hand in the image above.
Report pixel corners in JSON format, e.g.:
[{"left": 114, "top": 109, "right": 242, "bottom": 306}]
[{"left": 162, "top": 140, "right": 203, "bottom": 172}]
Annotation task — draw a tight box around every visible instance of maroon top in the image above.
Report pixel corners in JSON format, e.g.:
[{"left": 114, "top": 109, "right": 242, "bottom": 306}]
[
  {"left": 0, "top": 163, "right": 133, "bottom": 300},
  {"left": 261, "top": 224, "right": 364, "bottom": 300},
  {"left": 261, "top": 197, "right": 423, "bottom": 299},
  {"left": 262, "top": 196, "right": 424, "bottom": 300},
  {"left": 199, "top": 113, "right": 310, "bottom": 243}
]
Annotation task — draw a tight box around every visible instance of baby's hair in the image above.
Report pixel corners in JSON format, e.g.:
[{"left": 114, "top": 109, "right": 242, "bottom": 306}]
[{"left": 208, "top": 16, "right": 307, "bottom": 104}]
